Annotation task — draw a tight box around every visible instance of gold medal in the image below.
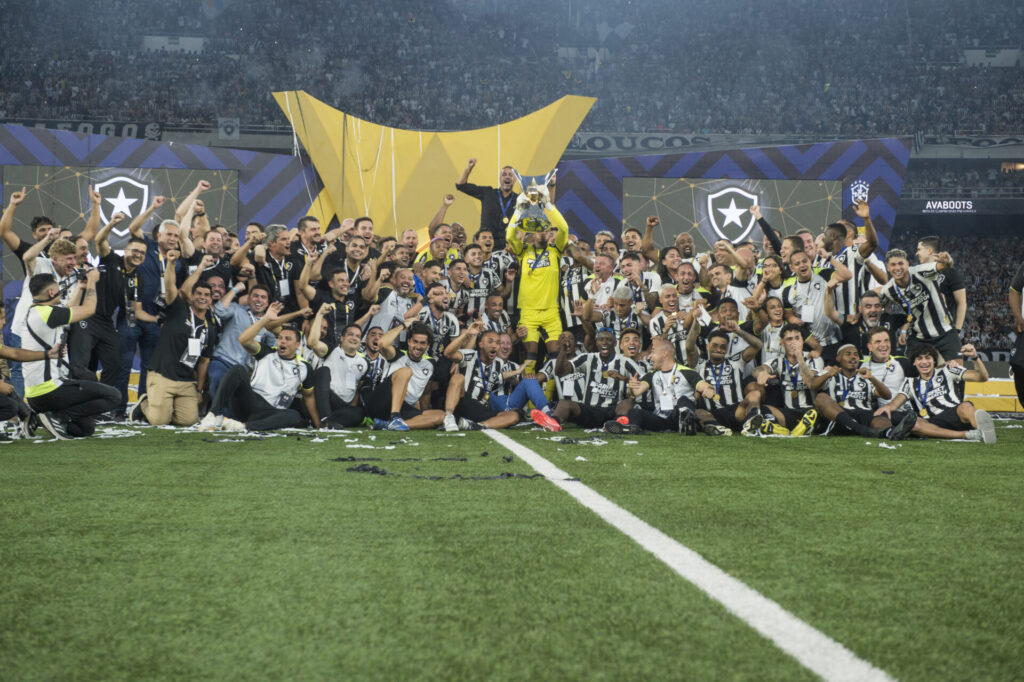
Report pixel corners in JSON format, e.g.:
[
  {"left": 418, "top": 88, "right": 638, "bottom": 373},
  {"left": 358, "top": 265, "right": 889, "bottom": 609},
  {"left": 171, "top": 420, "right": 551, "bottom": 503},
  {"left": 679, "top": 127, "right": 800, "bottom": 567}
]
[
  {"left": 791, "top": 390, "right": 798, "bottom": 400},
  {"left": 919, "top": 408, "right": 927, "bottom": 417},
  {"left": 483, "top": 392, "right": 490, "bottom": 402},
  {"left": 602, "top": 371, "right": 610, "bottom": 379},
  {"left": 906, "top": 314, "right": 913, "bottom": 322},
  {"left": 502, "top": 216, "right": 509, "bottom": 224},
  {"left": 712, "top": 393, "right": 721, "bottom": 402}
]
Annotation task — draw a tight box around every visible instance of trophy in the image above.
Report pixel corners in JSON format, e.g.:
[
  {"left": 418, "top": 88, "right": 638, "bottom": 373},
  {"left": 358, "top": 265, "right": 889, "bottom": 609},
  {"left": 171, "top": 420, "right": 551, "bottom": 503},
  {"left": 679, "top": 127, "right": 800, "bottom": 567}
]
[{"left": 509, "top": 169, "right": 558, "bottom": 234}]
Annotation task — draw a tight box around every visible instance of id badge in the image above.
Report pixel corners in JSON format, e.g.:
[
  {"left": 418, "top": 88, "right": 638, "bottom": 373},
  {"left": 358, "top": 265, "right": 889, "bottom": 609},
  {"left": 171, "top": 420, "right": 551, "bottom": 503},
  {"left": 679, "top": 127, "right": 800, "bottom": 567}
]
[
  {"left": 659, "top": 391, "right": 674, "bottom": 412},
  {"left": 800, "top": 305, "right": 815, "bottom": 323},
  {"left": 279, "top": 278, "right": 291, "bottom": 297},
  {"left": 187, "top": 337, "right": 202, "bottom": 357},
  {"left": 698, "top": 307, "right": 712, "bottom": 327},
  {"left": 276, "top": 392, "right": 293, "bottom": 409}
]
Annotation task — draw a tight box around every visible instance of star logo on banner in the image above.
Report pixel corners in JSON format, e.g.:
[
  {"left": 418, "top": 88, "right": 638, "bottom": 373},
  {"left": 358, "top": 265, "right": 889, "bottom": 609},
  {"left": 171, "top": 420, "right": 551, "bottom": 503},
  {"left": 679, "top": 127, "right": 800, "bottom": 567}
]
[
  {"left": 716, "top": 198, "right": 747, "bottom": 228},
  {"left": 105, "top": 188, "right": 139, "bottom": 217}
]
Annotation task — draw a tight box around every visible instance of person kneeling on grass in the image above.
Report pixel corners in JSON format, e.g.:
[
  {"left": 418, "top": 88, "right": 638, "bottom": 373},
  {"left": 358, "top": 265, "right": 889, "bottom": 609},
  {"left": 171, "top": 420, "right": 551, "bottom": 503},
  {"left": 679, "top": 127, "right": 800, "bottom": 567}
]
[
  {"left": 750, "top": 324, "right": 825, "bottom": 437},
  {"left": 364, "top": 320, "right": 446, "bottom": 431},
  {"left": 685, "top": 324, "right": 765, "bottom": 437},
  {"left": 199, "top": 302, "right": 318, "bottom": 432},
  {"left": 808, "top": 344, "right": 916, "bottom": 440},
  {"left": 22, "top": 270, "right": 121, "bottom": 439},
  {"left": 875, "top": 343, "right": 996, "bottom": 444}
]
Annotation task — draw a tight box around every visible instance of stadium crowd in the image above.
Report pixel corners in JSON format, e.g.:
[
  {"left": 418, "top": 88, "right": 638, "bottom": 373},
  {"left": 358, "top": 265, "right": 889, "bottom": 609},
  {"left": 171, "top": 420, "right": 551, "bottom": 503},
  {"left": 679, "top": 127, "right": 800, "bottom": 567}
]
[
  {"left": 903, "top": 162, "right": 1024, "bottom": 193},
  {"left": 1, "top": 0, "right": 1022, "bottom": 135},
  {"left": 2, "top": 160, "right": 1019, "bottom": 444}
]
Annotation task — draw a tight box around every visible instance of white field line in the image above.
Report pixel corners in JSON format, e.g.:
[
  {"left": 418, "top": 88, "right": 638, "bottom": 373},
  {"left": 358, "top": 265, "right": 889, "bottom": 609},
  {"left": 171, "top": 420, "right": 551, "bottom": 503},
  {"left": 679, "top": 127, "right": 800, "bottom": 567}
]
[{"left": 484, "top": 429, "right": 895, "bottom": 682}]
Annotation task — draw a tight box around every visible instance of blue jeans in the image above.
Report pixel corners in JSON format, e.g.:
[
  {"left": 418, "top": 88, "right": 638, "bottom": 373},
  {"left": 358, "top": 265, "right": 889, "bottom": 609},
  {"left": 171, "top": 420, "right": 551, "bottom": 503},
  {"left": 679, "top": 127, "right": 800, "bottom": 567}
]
[
  {"left": 9, "top": 332, "right": 24, "bottom": 396},
  {"left": 489, "top": 378, "right": 548, "bottom": 412},
  {"left": 206, "top": 356, "right": 237, "bottom": 416},
  {"left": 116, "top": 320, "right": 161, "bottom": 412}
]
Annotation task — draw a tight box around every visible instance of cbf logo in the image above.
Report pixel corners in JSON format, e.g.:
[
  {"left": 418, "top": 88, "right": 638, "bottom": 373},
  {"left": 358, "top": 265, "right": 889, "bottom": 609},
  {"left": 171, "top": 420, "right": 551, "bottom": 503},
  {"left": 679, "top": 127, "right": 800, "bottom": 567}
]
[
  {"left": 850, "top": 179, "right": 870, "bottom": 204},
  {"left": 707, "top": 187, "right": 758, "bottom": 242},
  {"left": 94, "top": 176, "right": 149, "bottom": 236}
]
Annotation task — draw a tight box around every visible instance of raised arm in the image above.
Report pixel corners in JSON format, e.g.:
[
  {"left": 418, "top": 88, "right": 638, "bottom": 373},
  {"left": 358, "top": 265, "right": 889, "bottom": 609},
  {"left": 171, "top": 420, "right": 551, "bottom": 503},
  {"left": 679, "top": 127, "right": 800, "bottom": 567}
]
[
  {"left": 457, "top": 158, "right": 476, "bottom": 186},
  {"left": 959, "top": 344, "right": 989, "bottom": 382},
  {"left": 640, "top": 216, "right": 660, "bottom": 263},
  {"left": 94, "top": 212, "right": 127, "bottom": 258},
  {"left": 230, "top": 226, "right": 264, "bottom": 268},
  {"left": 76, "top": 185, "right": 104, "bottom": 243},
  {"left": 239, "top": 301, "right": 280, "bottom": 354},
  {"left": 751, "top": 205, "right": 783, "bottom": 256},
  {"left": 427, "top": 194, "right": 455, "bottom": 235},
  {"left": 22, "top": 227, "right": 60, "bottom": 274},
  {"left": 0, "top": 186, "right": 28, "bottom": 251},
  {"left": 308, "top": 303, "right": 331, "bottom": 358},
  {"left": 163, "top": 250, "right": 181, "bottom": 304},
  {"left": 684, "top": 314, "right": 701, "bottom": 367},
  {"left": 853, "top": 201, "right": 878, "bottom": 259},
  {"left": 129, "top": 196, "right": 166, "bottom": 239},
  {"left": 174, "top": 180, "right": 211, "bottom": 224},
  {"left": 377, "top": 320, "right": 405, "bottom": 361},
  {"left": 444, "top": 319, "right": 483, "bottom": 361},
  {"left": 180, "top": 254, "right": 215, "bottom": 303}
]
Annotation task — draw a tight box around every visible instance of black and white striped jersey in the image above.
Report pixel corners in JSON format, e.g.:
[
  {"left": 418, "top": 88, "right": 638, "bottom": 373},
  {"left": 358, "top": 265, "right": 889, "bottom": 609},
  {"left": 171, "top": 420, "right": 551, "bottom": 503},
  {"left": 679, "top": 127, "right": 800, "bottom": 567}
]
[
  {"left": 386, "top": 351, "right": 436, "bottom": 405},
  {"left": 457, "top": 349, "right": 513, "bottom": 405},
  {"left": 569, "top": 352, "right": 641, "bottom": 409},
  {"left": 615, "top": 279, "right": 652, "bottom": 312},
  {"left": 830, "top": 247, "right": 861, "bottom": 317},
  {"left": 539, "top": 357, "right": 580, "bottom": 401},
  {"left": 878, "top": 262, "right": 954, "bottom": 339},
  {"left": 361, "top": 353, "right": 390, "bottom": 391},
  {"left": 676, "top": 289, "right": 708, "bottom": 316},
  {"left": 640, "top": 365, "right": 701, "bottom": 416},
  {"left": 767, "top": 354, "right": 825, "bottom": 410},
  {"left": 601, "top": 309, "right": 645, "bottom": 342},
  {"left": 462, "top": 267, "right": 501, "bottom": 320},
  {"left": 417, "top": 307, "right": 461, "bottom": 359},
  {"left": 447, "top": 285, "right": 472, "bottom": 322},
  {"left": 898, "top": 365, "right": 967, "bottom": 417},
  {"left": 560, "top": 262, "right": 591, "bottom": 329},
  {"left": 481, "top": 310, "right": 512, "bottom": 336},
  {"left": 860, "top": 357, "right": 907, "bottom": 406},
  {"left": 823, "top": 372, "right": 876, "bottom": 411},
  {"left": 695, "top": 359, "right": 746, "bottom": 409},
  {"left": 324, "top": 348, "right": 370, "bottom": 403},
  {"left": 781, "top": 273, "right": 841, "bottom": 344},
  {"left": 698, "top": 321, "right": 757, "bottom": 370},
  {"left": 649, "top": 311, "right": 689, "bottom": 363}
]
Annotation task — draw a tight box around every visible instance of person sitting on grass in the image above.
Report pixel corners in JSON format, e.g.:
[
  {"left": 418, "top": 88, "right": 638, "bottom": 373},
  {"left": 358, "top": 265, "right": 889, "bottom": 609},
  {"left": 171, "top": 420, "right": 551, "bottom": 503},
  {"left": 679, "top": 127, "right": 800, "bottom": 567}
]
[
  {"left": 750, "top": 323, "right": 824, "bottom": 437},
  {"left": 874, "top": 343, "right": 996, "bottom": 444},
  {"left": 199, "top": 302, "right": 318, "bottom": 432},
  {"left": 364, "top": 320, "right": 446, "bottom": 431},
  {"left": 808, "top": 343, "right": 916, "bottom": 440},
  {"left": 548, "top": 327, "right": 641, "bottom": 430},
  {"left": 686, "top": 329, "right": 765, "bottom": 437}
]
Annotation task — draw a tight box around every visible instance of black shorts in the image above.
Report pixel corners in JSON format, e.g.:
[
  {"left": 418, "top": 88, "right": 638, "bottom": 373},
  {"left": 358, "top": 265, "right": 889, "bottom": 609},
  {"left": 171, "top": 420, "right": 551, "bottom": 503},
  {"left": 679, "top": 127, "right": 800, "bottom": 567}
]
[
  {"left": 830, "top": 408, "right": 878, "bottom": 435},
  {"left": 454, "top": 396, "right": 499, "bottom": 423},
  {"left": 708, "top": 405, "right": 744, "bottom": 431},
  {"left": 362, "top": 376, "right": 423, "bottom": 420},
  {"left": 573, "top": 404, "right": 617, "bottom": 429},
  {"left": 925, "top": 406, "right": 969, "bottom": 431},
  {"left": 775, "top": 406, "right": 811, "bottom": 430},
  {"left": 910, "top": 329, "right": 962, "bottom": 364}
]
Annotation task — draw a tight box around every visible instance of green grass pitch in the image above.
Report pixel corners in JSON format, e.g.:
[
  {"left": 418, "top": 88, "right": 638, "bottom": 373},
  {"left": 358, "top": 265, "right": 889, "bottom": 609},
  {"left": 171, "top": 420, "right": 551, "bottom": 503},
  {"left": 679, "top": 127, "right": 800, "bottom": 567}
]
[{"left": 2, "top": 423, "right": 1022, "bottom": 680}]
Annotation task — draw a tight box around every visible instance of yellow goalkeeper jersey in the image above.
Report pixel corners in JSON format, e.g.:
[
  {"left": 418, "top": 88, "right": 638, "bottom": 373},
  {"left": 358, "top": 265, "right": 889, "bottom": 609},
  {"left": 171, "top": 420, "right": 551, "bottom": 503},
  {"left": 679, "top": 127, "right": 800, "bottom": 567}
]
[{"left": 505, "top": 204, "right": 569, "bottom": 311}]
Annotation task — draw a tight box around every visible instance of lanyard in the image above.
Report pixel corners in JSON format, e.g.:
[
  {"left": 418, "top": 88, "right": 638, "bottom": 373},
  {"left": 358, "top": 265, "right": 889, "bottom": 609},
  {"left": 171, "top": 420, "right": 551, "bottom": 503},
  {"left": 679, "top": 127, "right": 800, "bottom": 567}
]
[
  {"left": 528, "top": 246, "right": 549, "bottom": 275},
  {"left": 837, "top": 374, "right": 853, "bottom": 402},
  {"left": 497, "top": 190, "right": 514, "bottom": 217},
  {"left": 893, "top": 281, "right": 914, "bottom": 316},
  {"left": 477, "top": 355, "right": 497, "bottom": 391},
  {"left": 916, "top": 375, "right": 934, "bottom": 409},
  {"left": 708, "top": 362, "right": 724, "bottom": 395},
  {"left": 783, "top": 357, "right": 801, "bottom": 389},
  {"left": 628, "top": 280, "right": 643, "bottom": 302},
  {"left": 188, "top": 308, "right": 208, "bottom": 345},
  {"left": 345, "top": 262, "right": 361, "bottom": 283}
]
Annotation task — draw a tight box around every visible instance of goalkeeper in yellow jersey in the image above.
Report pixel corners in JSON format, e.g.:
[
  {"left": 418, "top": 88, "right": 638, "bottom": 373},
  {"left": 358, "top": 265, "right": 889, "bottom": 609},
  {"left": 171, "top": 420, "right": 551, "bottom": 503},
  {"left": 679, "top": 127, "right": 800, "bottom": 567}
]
[{"left": 505, "top": 171, "right": 568, "bottom": 374}]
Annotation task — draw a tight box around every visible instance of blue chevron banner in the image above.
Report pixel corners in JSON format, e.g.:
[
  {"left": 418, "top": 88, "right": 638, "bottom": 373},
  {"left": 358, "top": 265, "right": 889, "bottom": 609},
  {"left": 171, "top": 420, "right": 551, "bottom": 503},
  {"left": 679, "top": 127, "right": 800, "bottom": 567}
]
[{"left": 554, "top": 137, "right": 911, "bottom": 253}]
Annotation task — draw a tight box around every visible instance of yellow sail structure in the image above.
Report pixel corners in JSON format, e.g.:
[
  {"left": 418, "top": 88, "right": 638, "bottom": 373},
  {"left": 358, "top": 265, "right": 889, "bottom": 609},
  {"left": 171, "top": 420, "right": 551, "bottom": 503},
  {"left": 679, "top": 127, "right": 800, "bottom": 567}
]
[{"left": 272, "top": 91, "right": 595, "bottom": 239}]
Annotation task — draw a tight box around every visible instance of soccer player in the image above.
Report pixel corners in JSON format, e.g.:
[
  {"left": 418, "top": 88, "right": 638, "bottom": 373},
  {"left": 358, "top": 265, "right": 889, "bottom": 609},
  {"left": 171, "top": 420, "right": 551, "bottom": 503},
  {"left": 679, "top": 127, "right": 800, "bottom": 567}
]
[
  {"left": 549, "top": 328, "right": 641, "bottom": 429},
  {"left": 876, "top": 343, "right": 996, "bottom": 444},
  {"left": 365, "top": 320, "right": 446, "bottom": 431},
  {"left": 310, "top": 320, "right": 370, "bottom": 429},
  {"left": 809, "top": 344, "right": 916, "bottom": 440},
  {"left": 861, "top": 326, "right": 910, "bottom": 407},
  {"left": 878, "top": 248, "right": 961, "bottom": 363},
  {"left": 916, "top": 235, "right": 967, "bottom": 337},
  {"left": 443, "top": 323, "right": 524, "bottom": 431},
  {"left": 782, "top": 249, "right": 849, "bottom": 361},
  {"left": 605, "top": 337, "right": 710, "bottom": 435},
  {"left": 689, "top": 330, "right": 765, "bottom": 436},
  {"left": 580, "top": 287, "right": 649, "bottom": 346},
  {"left": 826, "top": 290, "right": 904, "bottom": 357},
  {"left": 751, "top": 323, "right": 825, "bottom": 436},
  {"left": 649, "top": 284, "right": 693, "bottom": 364},
  {"left": 506, "top": 202, "right": 570, "bottom": 373}
]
